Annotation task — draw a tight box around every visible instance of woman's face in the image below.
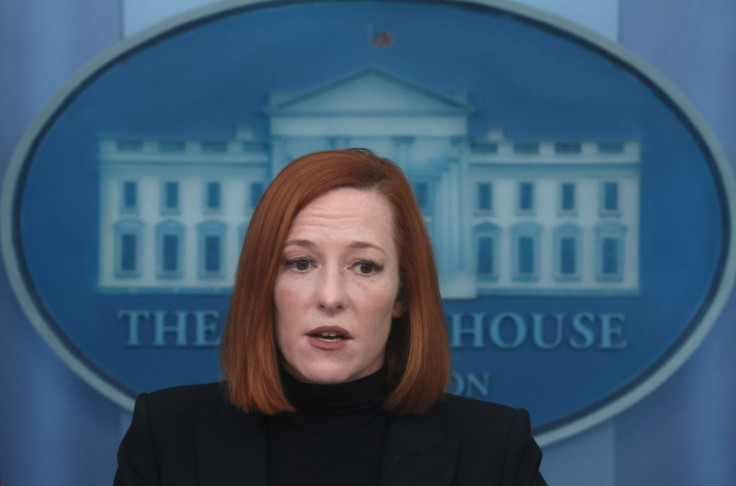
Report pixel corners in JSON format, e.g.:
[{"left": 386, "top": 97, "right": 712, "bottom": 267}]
[{"left": 273, "top": 187, "right": 404, "bottom": 384}]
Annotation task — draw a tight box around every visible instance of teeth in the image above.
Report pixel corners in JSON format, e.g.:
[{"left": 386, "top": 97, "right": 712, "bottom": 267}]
[{"left": 313, "top": 331, "right": 343, "bottom": 340}]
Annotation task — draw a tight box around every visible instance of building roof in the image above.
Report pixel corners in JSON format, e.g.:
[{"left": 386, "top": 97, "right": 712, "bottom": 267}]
[{"left": 265, "top": 66, "right": 474, "bottom": 116}]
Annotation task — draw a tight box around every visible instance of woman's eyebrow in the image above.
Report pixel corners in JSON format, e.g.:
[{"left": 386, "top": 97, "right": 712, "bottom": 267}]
[
  {"left": 348, "top": 241, "right": 386, "bottom": 255},
  {"left": 283, "top": 239, "right": 386, "bottom": 255},
  {"left": 282, "top": 239, "right": 314, "bottom": 249}
]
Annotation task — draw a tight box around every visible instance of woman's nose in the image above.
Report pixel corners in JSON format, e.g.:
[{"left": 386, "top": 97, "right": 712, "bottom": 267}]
[{"left": 316, "top": 266, "right": 346, "bottom": 311}]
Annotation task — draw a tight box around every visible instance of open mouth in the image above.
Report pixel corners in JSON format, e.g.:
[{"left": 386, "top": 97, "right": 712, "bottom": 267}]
[{"left": 308, "top": 331, "right": 349, "bottom": 342}]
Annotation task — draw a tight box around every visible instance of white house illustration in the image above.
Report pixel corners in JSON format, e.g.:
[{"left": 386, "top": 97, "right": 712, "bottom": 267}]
[{"left": 98, "top": 67, "right": 640, "bottom": 297}]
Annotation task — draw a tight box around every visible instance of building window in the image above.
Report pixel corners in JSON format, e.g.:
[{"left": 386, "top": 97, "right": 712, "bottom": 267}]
[
  {"left": 511, "top": 223, "right": 541, "bottom": 281},
  {"left": 599, "top": 141, "right": 624, "bottom": 154},
  {"left": 197, "top": 220, "right": 226, "bottom": 279},
  {"left": 205, "top": 236, "right": 221, "bottom": 273},
  {"left": 518, "top": 182, "right": 535, "bottom": 213},
  {"left": 159, "top": 140, "right": 185, "bottom": 152},
  {"left": 205, "top": 182, "right": 221, "bottom": 212},
  {"left": 600, "top": 181, "right": 620, "bottom": 215},
  {"left": 555, "top": 142, "right": 581, "bottom": 154},
  {"left": 474, "top": 224, "right": 500, "bottom": 281},
  {"left": 116, "top": 139, "right": 143, "bottom": 151},
  {"left": 560, "top": 183, "right": 576, "bottom": 213},
  {"left": 413, "top": 181, "right": 433, "bottom": 213},
  {"left": 514, "top": 142, "right": 539, "bottom": 154},
  {"left": 518, "top": 237, "right": 534, "bottom": 274},
  {"left": 560, "top": 237, "right": 577, "bottom": 274},
  {"left": 474, "top": 142, "right": 498, "bottom": 154},
  {"left": 477, "top": 182, "right": 493, "bottom": 213},
  {"left": 602, "top": 238, "right": 619, "bottom": 275},
  {"left": 250, "top": 182, "right": 264, "bottom": 210},
  {"left": 595, "top": 223, "right": 626, "bottom": 282},
  {"left": 554, "top": 224, "right": 581, "bottom": 280},
  {"left": 477, "top": 237, "right": 494, "bottom": 276},
  {"left": 114, "top": 219, "right": 143, "bottom": 278},
  {"left": 163, "top": 235, "right": 179, "bottom": 272},
  {"left": 121, "top": 181, "right": 138, "bottom": 213},
  {"left": 414, "top": 182, "right": 428, "bottom": 210},
  {"left": 156, "top": 220, "right": 184, "bottom": 279},
  {"left": 121, "top": 235, "right": 138, "bottom": 272},
  {"left": 201, "top": 140, "right": 228, "bottom": 152},
  {"left": 161, "top": 181, "right": 179, "bottom": 214}
]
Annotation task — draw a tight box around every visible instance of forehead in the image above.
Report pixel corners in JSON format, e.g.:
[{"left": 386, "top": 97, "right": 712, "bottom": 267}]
[{"left": 287, "top": 188, "right": 395, "bottom": 241}]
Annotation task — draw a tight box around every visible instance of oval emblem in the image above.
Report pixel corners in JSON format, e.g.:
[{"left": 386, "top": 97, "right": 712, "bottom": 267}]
[{"left": 2, "top": 0, "right": 734, "bottom": 445}]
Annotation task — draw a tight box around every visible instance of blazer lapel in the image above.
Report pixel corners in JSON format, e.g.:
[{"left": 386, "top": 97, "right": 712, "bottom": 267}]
[
  {"left": 192, "top": 399, "right": 459, "bottom": 486},
  {"left": 195, "top": 405, "right": 268, "bottom": 486},
  {"left": 380, "top": 412, "right": 460, "bottom": 486}
]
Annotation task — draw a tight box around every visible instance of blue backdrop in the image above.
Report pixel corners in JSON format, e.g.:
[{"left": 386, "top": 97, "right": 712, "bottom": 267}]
[{"left": 0, "top": 1, "right": 734, "bottom": 485}]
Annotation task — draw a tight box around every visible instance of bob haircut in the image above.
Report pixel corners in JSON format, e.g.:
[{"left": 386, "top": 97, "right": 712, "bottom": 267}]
[{"left": 221, "top": 149, "right": 451, "bottom": 415}]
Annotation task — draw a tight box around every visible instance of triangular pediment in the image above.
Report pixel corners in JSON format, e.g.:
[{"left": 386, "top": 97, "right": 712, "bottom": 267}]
[{"left": 266, "top": 67, "right": 474, "bottom": 116}]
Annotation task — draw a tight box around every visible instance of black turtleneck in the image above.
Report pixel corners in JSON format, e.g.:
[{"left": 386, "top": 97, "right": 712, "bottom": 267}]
[{"left": 266, "top": 368, "right": 390, "bottom": 486}]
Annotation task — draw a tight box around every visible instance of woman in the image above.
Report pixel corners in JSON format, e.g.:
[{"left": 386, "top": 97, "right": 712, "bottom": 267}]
[{"left": 114, "top": 149, "right": 546, "bottom": 485}]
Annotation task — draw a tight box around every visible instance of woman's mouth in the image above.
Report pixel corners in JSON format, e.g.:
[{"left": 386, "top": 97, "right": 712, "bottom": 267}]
[
  {"left": 309, "top": 330, "right": 347, "bottom": 341},
  {"left": 306, "top": 327, "right": 352, "bottom": 348}
]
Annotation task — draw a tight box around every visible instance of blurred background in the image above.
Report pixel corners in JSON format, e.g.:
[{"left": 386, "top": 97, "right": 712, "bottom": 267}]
[{"left": 1, "top": 0, "right": 734, "bottom": 484}]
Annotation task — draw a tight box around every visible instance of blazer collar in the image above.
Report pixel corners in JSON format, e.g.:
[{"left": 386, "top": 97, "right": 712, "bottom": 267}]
[
  {"left": 379, "top": 411, "right": 460, "bottom": 486},
  {"left": 194, "top": 403, "right": 459, "bottom": 486}
]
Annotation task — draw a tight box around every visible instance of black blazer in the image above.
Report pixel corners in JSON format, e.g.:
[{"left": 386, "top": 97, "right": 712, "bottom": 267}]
[{"left": 114, "top": 383, "right": 546, "bottom": 486}]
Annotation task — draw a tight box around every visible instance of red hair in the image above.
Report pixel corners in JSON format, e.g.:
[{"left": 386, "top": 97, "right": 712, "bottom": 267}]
[{"left": 220, "top": 149, "right": 451, "bottom": 415}]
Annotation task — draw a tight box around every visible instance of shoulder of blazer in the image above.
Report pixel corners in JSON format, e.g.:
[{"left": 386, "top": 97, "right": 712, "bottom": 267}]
[
  {"left": 128, "top": 383, "right": 231, "bottom": 443},
  {"left": 117, "top": 383, "right": 269, "bottom": 485},
  {"left": 426, "top": 394, "right": 538, "bottom": 462},
  {"left": 380, "top": 394, "right": 542, "bottom": 486},
  {"left": 427, "top": 394, "right": 545, "bottom": 486},
  {"left": 140, "top": 382, "right": 263, "bottom": 441},
  {"left": 143, "top": 382, "right": 230, "bottom": 417},
  {"left": 430, "top": 393, "right": 528, "bottom": 433}
]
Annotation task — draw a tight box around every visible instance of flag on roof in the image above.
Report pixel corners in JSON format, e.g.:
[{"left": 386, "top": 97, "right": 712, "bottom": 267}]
[{"left": 371, "top": 30, "right": 395, "bottom": 48}]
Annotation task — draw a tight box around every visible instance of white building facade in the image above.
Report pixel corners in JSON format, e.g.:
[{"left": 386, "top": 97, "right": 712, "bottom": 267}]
[
  {"left": 98, "top": 136, "right": 269, "bottom": 293},
  {"left": 98, "top": 67, "right": 640, "bottom": 297}
]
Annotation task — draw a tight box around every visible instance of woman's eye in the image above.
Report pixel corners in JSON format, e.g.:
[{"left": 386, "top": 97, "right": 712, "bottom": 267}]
[
  {"left": 354, "top": 261, "right": 383, "bottom": 275},
  {"left": 286, "top": 258, "right": 313, "bottom": 271}
]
